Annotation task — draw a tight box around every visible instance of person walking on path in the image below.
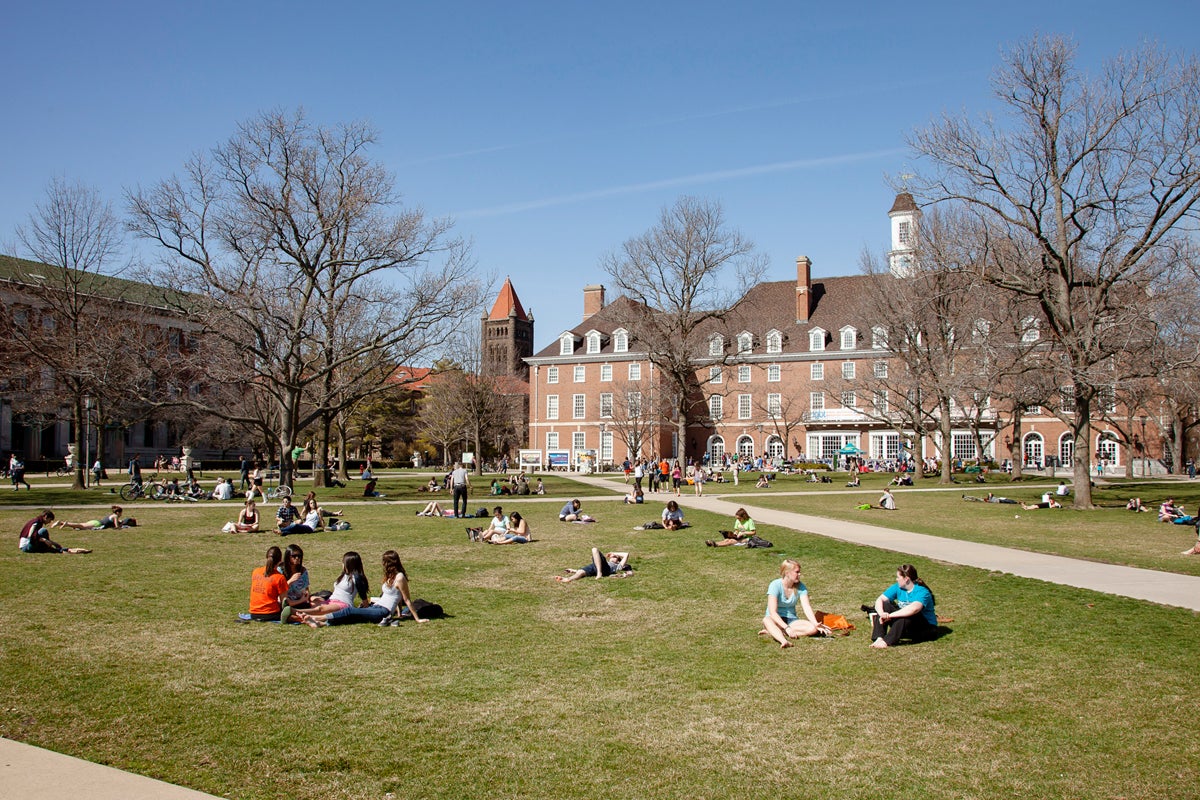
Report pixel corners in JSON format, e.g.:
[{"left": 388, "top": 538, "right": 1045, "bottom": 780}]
[
  {"left": 450, "top": 462, "right": 471, "bottom": 519},
  {"left": 239, "top": 455, "right": 251, "bottom": 491}
]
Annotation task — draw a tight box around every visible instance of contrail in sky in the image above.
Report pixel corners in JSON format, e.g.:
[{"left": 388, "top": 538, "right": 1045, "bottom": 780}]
[{"left": 454, "top": 148, "right": 906, "bottom": 219}]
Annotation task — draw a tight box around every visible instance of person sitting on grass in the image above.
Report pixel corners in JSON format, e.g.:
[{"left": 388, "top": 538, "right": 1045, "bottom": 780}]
[
  {"left": 416, "top": 500, "right": 447, "bottom": 517},
  {"left": 624, "top": 486, "right": 645, "bottom": 504},
  {"left": 247, "top": 546, "right": 289, "bottom": 621},
  {"left": 486, "top": 511, "right": 532, "bottom": 544},
  {"left": 301, "top": 551, "right": 370, "bottom": 617},
  {"left": 54, "top": 505, "right": 125, "bottom": 530},
  {"left": 362, "top": 478, "right": 385, "bottom": 497},
  {"left": 889, "top": 474, "right": 913, "bottom": 487},
  {"left": 1159, "top": 498, "right": 1189, "bottom": 523},
  {"left": 299, "top": 550, "right": 427, "bottom": 626},
  {"left": 468, "top": 506, "right": 508, "bottom": 542},
  {"left": 278, "top": 544, "right": 314, "bottom": 623},
  {"left": 868, "top": 564, "right": 937, "bottom": 648},
  {"left": 755, "top": 473, "right": 771, "bottom": 489},
  {"left": 535, "top": 478, "right": 545, "bottom": 495},
  {"left": 211, "top": 477, "right": 235, "bottom": 501},
  {"left": 877, "top": 488, "right": 897, "bottom": 510},
  {"left": 277, "top": 496, "right": 323, "bottom": 536},
  {"left": 554, "top": 549, "right": 631, "bottom": 582},
  {"left": 760, "top": 559, "right": 830, "bottom": 648},
  {"left": 846, "top": 472, "right": 861, "bottom": 488},
  {"left": 18, "top": 510, "right": 90, "bottom": 553},
  {"left": 661, "top": 500, "right": 686, "bottom": 530},
  {"left": 707, "top": 508, "right": 756, "bottom": 547},
  {"left": 559, "top": 498, "right": 595, "bottom": 522},
  {"left": 1181, "top": 521, "right": 1200, "bottom": 555},
  {"left": 233, "top": 498, "right": 261, "bottom": 532},
  {"left": 1126, "top": 497, "right": 1149, "bottom": 512}
]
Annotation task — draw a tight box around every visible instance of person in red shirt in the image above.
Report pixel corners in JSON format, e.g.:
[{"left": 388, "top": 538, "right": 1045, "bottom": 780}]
[{"left": 248, "top": 546, "right": 289, "bottom": 621}]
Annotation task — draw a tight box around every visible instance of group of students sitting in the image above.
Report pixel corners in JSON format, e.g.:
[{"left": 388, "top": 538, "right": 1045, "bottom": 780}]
[
  {"left": 466, "top": 507, "right": 532, "bottom": 543},
  {"left": 247, "top": 546, "right": 429, "bottom": 626}
]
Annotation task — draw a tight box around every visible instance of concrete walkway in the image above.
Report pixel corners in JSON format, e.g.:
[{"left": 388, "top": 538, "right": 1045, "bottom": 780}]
[
  {"left": 570, "top": 474, "right": 1200, "bottom": 612},
  {"left": 0, "top": 738, "right": 223, "bottom": 799}
]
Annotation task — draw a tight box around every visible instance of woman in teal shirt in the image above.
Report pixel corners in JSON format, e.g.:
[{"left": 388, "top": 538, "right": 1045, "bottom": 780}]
[
  {"left": 869, "top": 564, "right": 937, "bottom": 648},
  {"left": 761, "top": 559, "right": 827, "bottom": 648}
]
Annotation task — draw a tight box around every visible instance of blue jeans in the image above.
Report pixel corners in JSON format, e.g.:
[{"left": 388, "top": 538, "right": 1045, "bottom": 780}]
[
  {"left": 327, "top": 604, "right": 391, "bottom": 625},
  {"left": 279, "top": 523, "right": 314, "bottom": 536}
]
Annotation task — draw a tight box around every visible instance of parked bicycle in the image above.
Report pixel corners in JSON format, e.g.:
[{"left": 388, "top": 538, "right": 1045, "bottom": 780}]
[{"left": 119, "top": 480, "right": 167, "bottom": 501}]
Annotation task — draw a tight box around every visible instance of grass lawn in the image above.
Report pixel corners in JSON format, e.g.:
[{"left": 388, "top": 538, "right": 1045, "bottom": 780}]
[
  {"left": 1, "top": 489, "right": 1198, "bottom": 800},
  {"left": 730, "top": 473, "right": 1200, "bottom": 576}
]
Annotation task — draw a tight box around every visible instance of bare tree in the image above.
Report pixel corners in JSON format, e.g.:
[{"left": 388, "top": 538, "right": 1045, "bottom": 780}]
[
  {"left": 601, "top": 196, "right": 767, "bottom": 460},
  {"left": 605, "top": 377, "right": 670, "bottom": 462},
  {"left": 753, "top": 381, "right": 807, "bottom": 461},
  {"left": 909, "top": 36, "right": 1200, "bottom": 507},
  {"left": 6, "top": 179, "right": 126, "bottom": 488},
  {"left": 128, "top": 109, "right": 481, "bottom": 488}
]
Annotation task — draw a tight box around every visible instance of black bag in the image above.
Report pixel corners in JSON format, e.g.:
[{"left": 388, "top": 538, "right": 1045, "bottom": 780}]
[
  {"left": 404, "top": 598, "right": 443, "bottom": 619},
  {"left": 745, "top": 536, "right": 774, "bottom": 548},
  {"left": 642, "top": 521, "right": 664, "bottom": 529},
  {"left": 476, "top": 507, "right": 489, "bottom": 518}
]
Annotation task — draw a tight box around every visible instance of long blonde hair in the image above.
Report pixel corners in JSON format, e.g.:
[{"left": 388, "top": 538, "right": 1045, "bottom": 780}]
[{"left": 779, "top": 558, "right": 801, "bottom": 578}]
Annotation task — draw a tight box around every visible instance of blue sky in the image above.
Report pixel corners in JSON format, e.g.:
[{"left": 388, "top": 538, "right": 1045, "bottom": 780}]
[{"left": 3, "top": 1, "right": 1198, "bottom": 351}]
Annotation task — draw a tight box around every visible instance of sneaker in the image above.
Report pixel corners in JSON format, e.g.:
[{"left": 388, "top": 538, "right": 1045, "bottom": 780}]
[
  {"left": 378, "top": 617, "right": 393, "bottom": 627},
  {"left": 466, "top": 527, "right": 473, "bottom": 541}
]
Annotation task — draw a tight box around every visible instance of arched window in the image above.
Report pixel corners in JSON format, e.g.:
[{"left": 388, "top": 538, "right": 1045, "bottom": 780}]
[
  {"left": 709, "top": 335, "right": 724, "bottom": 356},
  {"left": 737, "top": 332, "right": 753, "bottom": 354},
  {"left": 1097, "top": 431, "right": 1120, "bottom": 467},
  {"left": 809, "top": 328, "right": 826, "bottom": 352},
  {"left": 840, "top": 326, "right": 857, "bottom": 350},
  {"left": 871, "top": 326, "right": 887, "bottom": 349},
  {"left": 765, "top": 435, "right": 784, "bottom": 460},
  {"left": 1023, "top": 432, "right": 1044, "bottom": 468},
  {"left": 1058, "top": 433, "right": 1074, "bottom": 469},
  {"left": 586, "top": 332, "right": 601, "bottom": 354},
  {"left": 766, "top": 330, "right": 782, "bottom": 354},
  {"left": 613, "top": 329, "right": 628, "bottom": 353},
  {"left": 737, "top": 435, "right": 755, "bottom": 460},
  {"left": 707, "top": 435, "right": 725, "bottom": 463},
  {"left": 559, "top": 334, "right": 574, "bottom": 355}
]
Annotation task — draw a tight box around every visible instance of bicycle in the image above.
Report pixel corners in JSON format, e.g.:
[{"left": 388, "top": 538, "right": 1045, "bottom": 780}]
[
  {"left": 265, "top": 484, "right": 292, "bottom": 501},
  {"left": 55, "top": 464, "right": 72, "bottom": 477}
]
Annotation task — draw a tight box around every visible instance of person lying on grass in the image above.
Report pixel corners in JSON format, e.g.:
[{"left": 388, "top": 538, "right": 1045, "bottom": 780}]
[
  {"left": 760, "top": 558, "right": 831, "bottom": 648},
  {"left": 706, "top": 508, "right": 756, "bottom": 547},
  {"left": 299, "top": 550, "right": 427, "bottom": 626},
  {"left": 18, "top": 510, "right": 90, "bottom": 554},
  {"left": 484, "top": 511, "right": 532, "bottom": 544},
  {"left": 1182, "top": 522, "right": 1200, "bottom": 555},
  {"left": 54, "top": 505, "right": 125, "bottom": 530},
  {"left": 1020, "top": 496, "right": 1062, "bottom": 510},
  {"left": 554, "top": 549, "right": 631, "bottom": 582},
  {"left": 868, "top": 564, "right": 937, "bottom": 649},
  {"left": 416, "top": 500, "right": 447, "bottom": 517},
  {"left": 961, "top": 493, "right": 1019, "bottom": 504}
]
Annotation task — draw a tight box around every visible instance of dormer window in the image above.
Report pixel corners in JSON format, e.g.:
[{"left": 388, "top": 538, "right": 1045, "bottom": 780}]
[
  {"left": 871, "top": 326, "right": 888, "bottom": 349},
  {"left": 765, "top": 330, "right": 782, "bottom": 354},
  {"left": 586, "top": 332, "right": 601, "bottom": 354},
  {"left": 709, "top": 335, "right": 724, "bottom": 356},
  {"left": 809, "top": 328, "right": 826, "bottom": 352},
  {"left": 559, "top": 334, "right": 574, "bottom": 356},
  {"left": 1021, "top": 317, "right": 1040, "bottom": 343},
  {"left": 613, "top": 329, "right": 629, "bottom": 353},
  {"left": 737, "top": 332, "right": 753, "bottom": 355},
  {"left": 840, "top": 326, "right": 857, "bottom": 350}
]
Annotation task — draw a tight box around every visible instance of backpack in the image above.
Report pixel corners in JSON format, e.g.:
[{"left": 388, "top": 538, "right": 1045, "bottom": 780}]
[
  {"left": 404, "top": 598, "right": 443, "bottom": 619},
  {"left": 745, "top": 535, "right": 773, "bottom": 548},
  {"left": 328, "top": 520, "right": 352, "bottom": 531},
  {"left": 475, "top": 508, "right": 489, "bottom": 518}
]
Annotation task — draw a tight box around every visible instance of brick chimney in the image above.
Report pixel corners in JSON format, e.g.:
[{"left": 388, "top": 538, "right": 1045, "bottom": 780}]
[
  {"left": 583, "top": 284, "right": 606, "bottom": 321},
  {"left": 795, "top": 256, "right": 812, "bottom": 322}
]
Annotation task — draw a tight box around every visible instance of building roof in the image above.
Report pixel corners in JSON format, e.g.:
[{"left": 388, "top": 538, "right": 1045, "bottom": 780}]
[
  {"left": 888, "top": 192, "right": 918, "bottom": 214},
  {"left": 0, "top": 254, "right": 188, "bottom": 310},
  {"left": 487, "top": 277, "right": 530, "bottom": 321},
  {"left": 387, "top": 366, "right": 435, "bottom": 390}
]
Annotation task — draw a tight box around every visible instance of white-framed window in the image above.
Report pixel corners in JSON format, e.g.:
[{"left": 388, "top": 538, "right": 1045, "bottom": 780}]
[
  {"left": 810, "top": 392, "right": 825, "bottom": 410},
  {"left": 573, "top": 394, "right": 586, "bottom": 419},
  {"left": 613, "top": 329, "right": 628, "bottom": 353},
  {"left": 573, "top": 365, "right": 586, "bottom": 383},
  {"left": 840, "top": 327, "right": 857, "bottom": 350},
  {"left": 767, "top": 364, "right": 780, "bottom": 382},
  {"left": 1099, "top": 385, "right": 1117, "bottom": 413},
  {"left": 547, "top": 366, "right": 559, "bottom": 384},
  {"left": 737, "top": 435, "right": 755, "bottom": 460},
  {"left": 972, "top": 318, "right": 991, "bottom": 342},
  {"left": 1021, "top": 317, "right": 1040, "bottom": 343},
  {"left": 874, "top": 361, "right": 888, "bottom": 379},
  {"left": 871, "top": 432, "right": 901, "bottom": 461},
  {"left": 871, "top": 326, "right": 887, "bottom": 349},
  {"left": 546, "top": 431, "right": 559, "bottom": 450},
  {"left": 1024, "top": 404, "right": 1042, "bottom": 416},
  {"left": 738, "top": 394, "right": 752, "bottom": 419},
  {"left": 601, "top": 430, "right": 613, "bottom": 462},
  {"left": 709, "top": 335, "right": 724, "bottom": 356},
  {"left": 898, "top": 220, "right": 911, "bottom": 245},
  {"left": 767, "top": 393, "right": 782, "bottom": 418},
  {"left": 627, "top": 391, "right": 642, "bottom": 417},
  {"left": 952, "top": 432, "right": 978, "bottom": 460},
  {"left": 766, "top": 434, "right": 784, "bottom": 459},
  {"left": 586, "top": 332, "right": 601, "bottom": 354},
  {"left": 1097, "top": 431, "right": 1120, "bottom": 465},
  {"left": 737, "top": 332, "right": 753, "bottom": 354},
  {"left": 546, "top": 395, "right": 559, "bottom": 420},
  {"left": 738, "top": 365, "right": 751, "bottom": 383},
  {"left": 600, "top": 364, "right": 612, "bottom": 382},
  {"left": 811, "top": 362, "right": 824, "bottom": 381},
  {"left": 573, "top": 431, "right": 586, "bottom": 451},
  {"left": 1060, "top": 387, "right": 1075, "bottom": 413},
  {"left": 600, "top": 392, "right": 613, "bottom": 418},
  {"left": 873, "top": 390, "right": 889, "bottom": 415},
  {"left": 709, "top": 367, "right": 723, "bottom": 384},
  {"left": 809, "top": 328, "right": 826, "bottom": 352},
  {"left": 841, "top": 391, "right": 856, "bottom": 409},
  {"left": 842, "top": 361, "right": 855, "bottom": 380},
  {"left": 766, "top": 330, "right": 782, "bottom": 354},
  {"left": 709, "top": 395, "right": 723, "bottom": 420},
  {"left": 628, "top": 362, "right": 641, "bottom": 381},
  {"left": 559, "top": 334, "right": 574, "bottom": 355}
]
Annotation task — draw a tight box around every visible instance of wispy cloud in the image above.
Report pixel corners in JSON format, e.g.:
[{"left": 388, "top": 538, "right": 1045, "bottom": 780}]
[{"left": 454, "top": 148, "right": 906, "bottom": 219}]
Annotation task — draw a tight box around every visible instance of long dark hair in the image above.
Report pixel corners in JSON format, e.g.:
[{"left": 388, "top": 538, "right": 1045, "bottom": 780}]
[
  {"left": 381, "top": 549, "right": 405, "bottom": 586},
  {"left": 898, "top": 564, "right": 934, "bottom": 605},
  {"left": 264, "top": 546, "right": 283, "bottom": 575},
  {"left": 281, "top": 544, "right": 305, "bottom": 579},
  {"left": 340, "top": 551, "right": 369, "bottom": 603}
]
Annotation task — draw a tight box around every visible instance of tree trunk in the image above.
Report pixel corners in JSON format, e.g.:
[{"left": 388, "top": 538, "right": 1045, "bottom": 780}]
[
  {"left": 1071, "top": 388, "right": 1093, "bottom": 509},
  {"left": 312, "top": 414, "right": 332, "bottom": 488},
  {"left": 1011, "top": 410, "right": 1024, "bottom": 481},
  {"left": 336, "top": 427, "right": 349, "bottom": 482},
  {"left": 939, "top": 400, "right": 953, "bottom": 484},
  {"left": 71, "top": 395, "right": 86, "bottom": 490}
]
